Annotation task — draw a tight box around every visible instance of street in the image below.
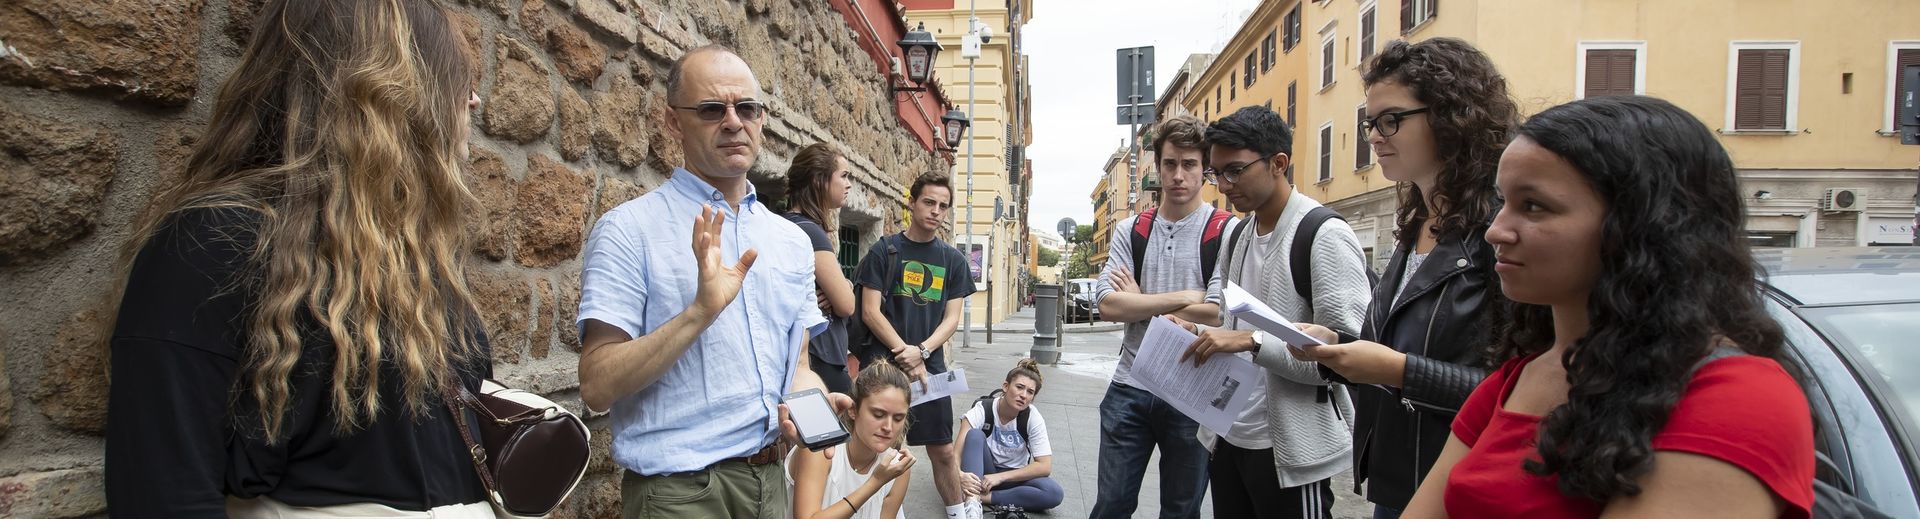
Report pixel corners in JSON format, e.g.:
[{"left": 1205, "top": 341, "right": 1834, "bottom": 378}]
[{"left": 897, "top": 310, "right": 1372, "bottom": 518}]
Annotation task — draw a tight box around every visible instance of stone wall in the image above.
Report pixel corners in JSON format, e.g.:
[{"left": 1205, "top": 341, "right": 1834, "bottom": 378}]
[{"left": 0, "top": 0, "right": 943, "bottom": 516}]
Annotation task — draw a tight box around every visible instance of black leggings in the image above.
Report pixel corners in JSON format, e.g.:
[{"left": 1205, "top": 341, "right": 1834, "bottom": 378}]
[
  {"left": 1210, "top": 442, "right": 1336, "bottom": 519},
  {"left": 809, "top": 351, "right": 852, "bottom": 395}
]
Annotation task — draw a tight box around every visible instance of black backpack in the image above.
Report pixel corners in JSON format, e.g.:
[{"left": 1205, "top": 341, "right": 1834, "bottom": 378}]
[
  {"left": 1221, "top": 205, "right": 1378, "bottom": 304},
  {"left": 847, "top": 234, "right": 903, "bottom": 365},
  {"left": 1128, "top": 207, "right": 1235, "bottom": 288},
  {"left": 972, "top": 389, "right": 1032, "bottom": 446}
]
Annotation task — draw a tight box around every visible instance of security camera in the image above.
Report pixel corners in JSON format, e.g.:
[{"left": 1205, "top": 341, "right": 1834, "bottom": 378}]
[{"left": 978, "top": 25, "right": 994, "bottom": 44}]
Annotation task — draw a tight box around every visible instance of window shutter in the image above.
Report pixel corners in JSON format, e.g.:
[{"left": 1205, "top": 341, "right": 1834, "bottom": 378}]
[
  {"left": 1761, "top": 50, "right": 1788, "bottom": 128},
  {"left": 1736, "top": 49, "right": 1790, "bottom": 130},
  {"left": 1319, "top": 126, "right": 1333, "bottom": 182},
  {"left": 1584, "top": 49, "right": 1635, "bottom": 97},
  {"left": 1286, "top": 4, "right": 1302, "bottom": 51},
  {"left": 1322, "top": 39, "right": 1335, "bottom": 87},
  {"left": 1735, "top": 50, "right": 1766, "bottom": 130},
  {"left": 1425, "top": 0, "right": 1438, "bottom": 22},
  {"left": 1360, "top": 9, "right": 1376, "bottom": 65},
  {"left": 1401, "top": 0, "right": 1414, "bottom": 33},
  {"left": 1898, "top": 49, "right": 1920, "bottom": 130},
  {"left": 1355, "top": 106, "right": 1372, "bottom": 168},
  {"left": 1287, "top": 81, "right": 1297, "bottom": 126},
  {"left": 1245, "top": 54, "right": 1257, "bottom": 87}
]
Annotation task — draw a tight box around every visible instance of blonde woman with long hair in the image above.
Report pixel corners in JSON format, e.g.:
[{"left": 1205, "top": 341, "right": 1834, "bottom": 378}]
[{"left": 103, "top": 0, "right": 492, "bottom": 516}]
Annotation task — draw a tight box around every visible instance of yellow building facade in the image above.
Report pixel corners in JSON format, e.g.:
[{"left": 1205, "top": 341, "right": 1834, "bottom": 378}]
[
  {"left": 1188, "top": 0, "right": 1920, "bottom": 269},
  {"left": 906, "top": 0, "right": 1035, "bottom": 326}
]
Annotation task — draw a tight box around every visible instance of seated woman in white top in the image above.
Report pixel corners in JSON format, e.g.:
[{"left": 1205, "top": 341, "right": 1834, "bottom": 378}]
[
  {"left": 789, "top": 361, "right": 918, "bottom": 519},
  {"left": 955, "top": 359, "right": 1064, "bottom": 513}
]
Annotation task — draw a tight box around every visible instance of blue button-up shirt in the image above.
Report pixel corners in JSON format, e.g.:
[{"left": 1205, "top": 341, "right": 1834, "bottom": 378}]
[{"left": 577, "top": 169, "right": 827, "bottom": 476}]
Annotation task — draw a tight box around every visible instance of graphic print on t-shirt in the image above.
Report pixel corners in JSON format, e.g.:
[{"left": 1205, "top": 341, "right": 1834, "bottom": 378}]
[{"left": 894, "top": 260, "right": 948, "bottom": 304}]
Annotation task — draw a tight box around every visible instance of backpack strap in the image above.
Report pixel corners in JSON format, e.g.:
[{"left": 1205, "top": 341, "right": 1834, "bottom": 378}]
[
  {"left": 1129, "top": 209, "right": 1158, "bottom": 285},
  {"left": 1291, "top": 207, "right": 1346, "bottom": 305},
  {"left": 1015, "top": 407, "right": 1033, "bottom": 446},
  {"left": 1198, "top": 208, "right": 1233, "bottom": 288},
  {"left": 1219, "top": 218, "right": 1252, "bottom": 287},
  {"left": 976, "top": 389, "right": 1004, "bottom": 436}
]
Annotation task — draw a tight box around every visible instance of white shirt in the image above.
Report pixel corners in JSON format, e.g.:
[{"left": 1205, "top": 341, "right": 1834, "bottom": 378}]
[
  {"left": 963, "top": 398, "right": 1052, "bottom": 469},
  {"left": 1198, "top": 224, "right": 1277, "bottom": 451},
  {"left": 785, "top": 444, "right": 906, "bottom": 519}
]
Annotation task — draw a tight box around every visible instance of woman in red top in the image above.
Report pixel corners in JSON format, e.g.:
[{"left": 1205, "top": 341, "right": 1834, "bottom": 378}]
[{"left": 1399, "top": 95, "right": 1815, "bottom": 518}]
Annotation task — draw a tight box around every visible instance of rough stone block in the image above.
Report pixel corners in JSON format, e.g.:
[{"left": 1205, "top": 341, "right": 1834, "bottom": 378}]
[
  {"left": 643, "top": 100, "right": 682, "bottom": 174},
  {"left": 532, "top": 279, "right": 555, "bottom": 360},
  {"left": 0, "top": 342, "right": 12, "bottom": 441},
  {"left": 225, "top": 0, "right": 267, "bottom": 48},
  {"left": 483, "top": 36, "right": 557, "bottom": 144},
  {"left": 0, "top": 0, "right": 205, "bottom": 105},
  {"left": 34, "top": 307, "right": 110, "bottom": 435},
  {"left": 547, "top": 21, "right": 608, "bottom": 84},
  {"left": 593, "top": 175, "right": 649, "bottom": 225},
  {"left": 468, "top": 268, "right": 530, "bottom": 365},
  {"left": 589, "top": 74, "right": 650, "bottom": 168},
  {"left": 514, "top": 155, "right": 591, "bottom": 269},
  {"left": 574, "top": 0, "right": 639, "bottom": 44},
  {"left": 0, "top": 466, "right": 107, "bottom": 518},
  {"left": 464, "top": 148, "right": 516, "bottom": 261},
  {"left": 557, "top": 87, "right": 593, "bottom": 162},
  {"left": 0, "top": 104, "right": 120, "bottom": 266},
  {"left": 558, "top": 270, "right": 583, "bottom": 352}
]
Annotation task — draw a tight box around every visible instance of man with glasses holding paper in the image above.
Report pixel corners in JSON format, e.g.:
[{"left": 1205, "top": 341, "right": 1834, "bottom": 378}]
[
  {"left": 576, "top": 45, "right": 836, "bottom": 519},
  {"left": 1171, "top": 106, "right": 1372, "bottom": 519}
]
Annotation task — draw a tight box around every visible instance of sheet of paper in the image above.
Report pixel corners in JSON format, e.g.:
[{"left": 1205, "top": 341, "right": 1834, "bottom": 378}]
[
  {"left": 1127, "top": 319, "right": 1264, "bottom": 434},
  {"left": 909, "top": 368, "right": 970, "bottom": 407},
  {"left": 1224, "top": 281, "right": 1327, "bottom": 348}
]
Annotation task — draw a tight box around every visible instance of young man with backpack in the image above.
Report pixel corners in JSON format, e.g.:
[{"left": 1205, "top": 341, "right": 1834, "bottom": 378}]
[
  {"left": 852, "top": 171, "right": 975, "bottom": 519},
  {"left": 1174, "top": 106, "right": 1372, "bottom": 519},
  {"left": 1089, "top": 114, "right": 1234, "bottom": 519}
]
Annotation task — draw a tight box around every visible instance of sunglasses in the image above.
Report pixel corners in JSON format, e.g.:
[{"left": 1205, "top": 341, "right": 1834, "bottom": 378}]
[{"left": 669, "top": 100, "right": 768, "bottom": 123}]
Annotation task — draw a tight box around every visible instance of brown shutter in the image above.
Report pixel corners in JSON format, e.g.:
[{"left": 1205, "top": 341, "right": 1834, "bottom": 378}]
[
  {"left": 1401, "top": 0, "right": 1414, "bottom": 33},
  {"left": 1426, "top": 0, "right": 1439, "bottom": 22},
  {"left": 1895, "top": 49, "right": 1919, "bottom": 129},
  {"left": 1585, "top": 49, "right": 1636, "bottom": 97},
  {"left": 1361, "top": 9, "right": 1376, "bottom": 64},
  {"left": 1287, "top": 81, "right": 1297, "bottom": 126},
  {"left": 1319, "top": 126, "right": 1333, "bottom": 182},
  {"left": 1356, "top": 106, "right": 1372, "bottom": 168},
  {"left": 1735, "top": 49, "right": 1789, "bottom": 130}
]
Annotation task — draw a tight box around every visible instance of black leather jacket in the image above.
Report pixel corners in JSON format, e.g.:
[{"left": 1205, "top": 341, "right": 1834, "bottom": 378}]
[{"left": 1321, "top": 225, "right": 1499, "bottom": 509}]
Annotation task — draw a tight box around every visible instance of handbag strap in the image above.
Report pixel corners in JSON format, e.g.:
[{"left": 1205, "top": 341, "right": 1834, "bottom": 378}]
[{"left": 440, "top": 381, "right": 503, "bottom": 503}]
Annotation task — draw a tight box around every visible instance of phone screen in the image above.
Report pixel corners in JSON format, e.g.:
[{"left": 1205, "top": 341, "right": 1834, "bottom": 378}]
[{"left": 786, "top": 391, "right": 844, "bottom": 438}]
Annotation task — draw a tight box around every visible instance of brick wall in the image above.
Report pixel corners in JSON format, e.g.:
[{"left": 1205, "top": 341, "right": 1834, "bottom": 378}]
[{"left": 0, "top": 0, "right": 943, "bottom": 516}]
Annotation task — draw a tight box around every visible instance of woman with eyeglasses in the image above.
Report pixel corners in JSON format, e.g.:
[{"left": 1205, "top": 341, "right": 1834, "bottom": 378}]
[{"left": 1291, "top": 37, "right": 1520, "bottom": 519}]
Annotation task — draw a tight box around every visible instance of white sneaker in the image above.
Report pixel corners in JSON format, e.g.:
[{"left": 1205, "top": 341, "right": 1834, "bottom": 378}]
[{"left": 965, "top": 498, "right": 983, "bottom": 519}]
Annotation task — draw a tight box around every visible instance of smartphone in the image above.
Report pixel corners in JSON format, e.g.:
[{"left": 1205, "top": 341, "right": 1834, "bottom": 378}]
[{"left": 782, "top": 388, "right": 849, "bottom": 452}]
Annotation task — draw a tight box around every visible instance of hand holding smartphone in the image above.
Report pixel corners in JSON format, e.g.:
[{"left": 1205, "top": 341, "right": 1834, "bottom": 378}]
[{"left": 781, "top": 388, "right": 849, "bottom": 452}]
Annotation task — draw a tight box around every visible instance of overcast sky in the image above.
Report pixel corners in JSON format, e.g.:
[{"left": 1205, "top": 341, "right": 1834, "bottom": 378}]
[{"left": 1021, "top": 0, "right": 1261, "bottom": 234}]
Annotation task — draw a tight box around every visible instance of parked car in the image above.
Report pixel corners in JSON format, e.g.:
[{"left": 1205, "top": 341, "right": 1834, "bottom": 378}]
[
  {"left": 1065, "top": 277, "right": 1100, "bottom": 323},
  {"left": 1756, "top": 246, "right": 1920, "bottom": 516}
]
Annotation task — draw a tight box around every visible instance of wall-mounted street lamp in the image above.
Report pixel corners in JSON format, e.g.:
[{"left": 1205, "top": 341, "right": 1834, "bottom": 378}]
[
  {"left": 893, "top": 22, "right": 942, "bottom": 92},
  {"left": 941, "top": 108, "right": 970, "bottom": 150}
]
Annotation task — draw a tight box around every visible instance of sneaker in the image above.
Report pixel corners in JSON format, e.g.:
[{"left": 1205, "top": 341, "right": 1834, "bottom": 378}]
[{"left": 964, "top": 498, "right": 983, "bottom": 519}]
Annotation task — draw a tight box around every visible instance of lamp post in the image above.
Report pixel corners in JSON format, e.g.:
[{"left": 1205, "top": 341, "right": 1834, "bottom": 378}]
[{"left": 958, "top": 2, "right": 991, "bottom": 349}]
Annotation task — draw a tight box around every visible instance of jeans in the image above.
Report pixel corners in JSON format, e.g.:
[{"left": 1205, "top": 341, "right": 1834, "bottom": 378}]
[
  {"left": 1372, "top": 505, "right": 1403, "bottom": 519},
  {"left": 1089, "top": 382, "right": 1211, "bottom": 519},
  {"left": 959, "top": 428, "right": 1064, "bottom": 510}
]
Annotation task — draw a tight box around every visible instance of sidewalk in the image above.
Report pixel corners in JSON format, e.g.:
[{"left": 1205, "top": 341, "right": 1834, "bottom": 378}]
[
  {"left": 978, "top": 304, "right": 1121, "bottom": 335},
  {"left": 896, "top": 308, "right": 1371, "bottom": 518}
]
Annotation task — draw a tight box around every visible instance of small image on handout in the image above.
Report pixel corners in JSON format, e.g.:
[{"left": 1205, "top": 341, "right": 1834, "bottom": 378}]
[{"left": 1209, "top": 377, "right": 1240, "bottom": 410}]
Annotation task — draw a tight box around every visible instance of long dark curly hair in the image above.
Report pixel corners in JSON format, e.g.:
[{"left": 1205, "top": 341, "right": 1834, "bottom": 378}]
[
  {"left": 1494, "top": 96, "right": 1794, "bottom": 501},
  {"left": 1362, "top": 38, "right": 1519, "bottom": 242}
]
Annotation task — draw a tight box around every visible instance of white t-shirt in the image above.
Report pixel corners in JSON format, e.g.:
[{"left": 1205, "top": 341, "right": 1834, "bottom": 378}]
[
  {"left": 962, "top": 398, "right": 1052, "bottom": 469},
  {"left": 784, "top": 444, "right": 907, "bottom": 519},
  {"left": 1198, "top": 224, "right": 1276, "bottom": 451}
]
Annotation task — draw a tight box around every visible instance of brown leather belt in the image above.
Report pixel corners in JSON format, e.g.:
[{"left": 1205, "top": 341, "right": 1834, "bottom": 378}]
[{"left": 722, "top": 444, "right": 782, "bottom": 466}]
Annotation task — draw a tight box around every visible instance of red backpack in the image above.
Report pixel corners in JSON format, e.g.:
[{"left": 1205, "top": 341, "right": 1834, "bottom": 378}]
[{"left": 1128, "top": 207, "right": 1235, "bottom": 287}]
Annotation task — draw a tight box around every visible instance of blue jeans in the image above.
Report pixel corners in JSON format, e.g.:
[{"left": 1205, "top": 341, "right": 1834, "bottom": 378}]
[
  {"left": 1090, "top": 382, "right": 1210, "bottom": 519},
  {"left": 960, "top": 428, "right": 1064, "bottom": 510},
  {"left": 1372, "top": 505, "right": 1403, "bottom": 519}
]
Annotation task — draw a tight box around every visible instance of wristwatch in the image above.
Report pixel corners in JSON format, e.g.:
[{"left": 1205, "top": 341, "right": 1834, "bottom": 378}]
[
  {"left": 1249, "top": 332, "right": 1265, "bottom": 354},
  {"left": 915, "top": 343, "right": 931, "bottom": 358}
]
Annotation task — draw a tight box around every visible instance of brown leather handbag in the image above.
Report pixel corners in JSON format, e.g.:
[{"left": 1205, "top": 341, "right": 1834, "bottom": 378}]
[{"left": 443, "top": 379, "right": 591, "bottom": 518}]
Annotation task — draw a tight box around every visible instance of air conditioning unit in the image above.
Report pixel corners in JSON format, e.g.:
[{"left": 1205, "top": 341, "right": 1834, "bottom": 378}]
[{"left": 1823, "top": 188, "right": 1867, "bottom": 212}]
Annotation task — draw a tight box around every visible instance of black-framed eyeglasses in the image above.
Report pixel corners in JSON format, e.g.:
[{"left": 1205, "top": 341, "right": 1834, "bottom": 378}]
[
  {"left": 1360, "top": 107, "right": 1430, "bottom": 138},
  {"left": 1204, "top": 152, "right": 1281, "bottom": 185},
  {"left": 669, "top": 100, "right": 768, "bottom": 122}
]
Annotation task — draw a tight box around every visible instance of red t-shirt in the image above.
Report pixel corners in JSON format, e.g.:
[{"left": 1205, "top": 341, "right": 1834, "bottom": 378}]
[{"left": 1445, "top": 354, "right": 1815, "bottom": 518}]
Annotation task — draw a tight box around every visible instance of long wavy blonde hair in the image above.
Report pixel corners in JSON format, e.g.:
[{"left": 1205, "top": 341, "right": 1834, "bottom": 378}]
[{"left": 114, "top": 0, "right": 480, "bottom": 442}]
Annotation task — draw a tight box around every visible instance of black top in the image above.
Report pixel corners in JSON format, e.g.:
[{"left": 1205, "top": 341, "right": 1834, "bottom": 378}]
[
  {"left": 852, "top": 233, "right": 975, "bottom": 367},
  {"left": 105, "top": 208, "right": 489, "bottom": 517},
  {"left": 783, "top": 212, "right": 849, "bottom": 367}
]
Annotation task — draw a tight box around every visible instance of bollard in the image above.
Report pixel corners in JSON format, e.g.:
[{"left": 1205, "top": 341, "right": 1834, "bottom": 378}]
[{"left": 1031, "top": 284, "right": 1062, "bottom": 365}]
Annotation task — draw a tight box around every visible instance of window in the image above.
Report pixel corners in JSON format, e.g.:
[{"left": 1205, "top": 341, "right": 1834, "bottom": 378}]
[
  {"left": 1317, "top": 123, "right": 1334, "bottom": 182},
  {"left": 1359, "top": 3, "right": 1377, "bottom": 66},
  {"left": 1231, "top": 72, "right": 1238, "bottom": 100},
  {"left": 1401, "top": 0, "right": 1437, "bottom": 33},
  {"left": 1887, "top": 41, "right": 1920, "bottom": 133},
  {"left": 1265, "top": 99, "right": 1274, "bottom": 111},
  {"left": 1286, "top": 81, "right": 1297, "bottom": 126},
  {"left": 1283, "top": 3, "right": 1302, "bottom": 52},
  {"left": 1578, "top": 42, "right": 1646, "bottom": 99},
  {"left": 1263, "top": 30, "right": 1278, "bottom": 72},
  {"left": 1245, "top": 53, "right": 1257, "bottom": 88},
  {"left": 1216, "top": 86, "right": 1222, "bottom": 110},
  {"left": 1320, "top": 31, "right": 1337, "bottom": 89},
  {"left": 1355, "top": 105, "right": 1373, "bottom": 169},
  {"left": 1726, "top": 41, "right": 1800, "bottom": 131}
]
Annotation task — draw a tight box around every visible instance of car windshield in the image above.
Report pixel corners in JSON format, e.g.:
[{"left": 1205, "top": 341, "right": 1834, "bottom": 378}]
[{"left": 1798, "top": 302, "right": 1920, "bottom": 439}]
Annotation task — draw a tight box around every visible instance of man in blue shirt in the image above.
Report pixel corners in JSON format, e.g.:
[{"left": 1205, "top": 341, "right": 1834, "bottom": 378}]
[{"left": 575, "top": 45, "right": 834, "bottom": 519}]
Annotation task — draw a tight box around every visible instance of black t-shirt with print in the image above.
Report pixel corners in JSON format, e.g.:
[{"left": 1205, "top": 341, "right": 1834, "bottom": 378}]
[{"left": 852, "top": 233, "right": 975, "bottom": 371}]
